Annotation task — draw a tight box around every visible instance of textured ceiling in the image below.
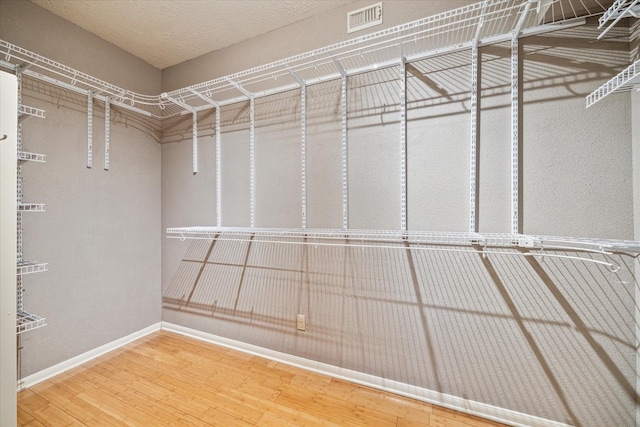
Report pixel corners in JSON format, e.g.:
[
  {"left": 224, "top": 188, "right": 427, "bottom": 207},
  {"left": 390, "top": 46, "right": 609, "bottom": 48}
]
[{"left": 30, "top": 0, "right": 357, "bottom": 70}]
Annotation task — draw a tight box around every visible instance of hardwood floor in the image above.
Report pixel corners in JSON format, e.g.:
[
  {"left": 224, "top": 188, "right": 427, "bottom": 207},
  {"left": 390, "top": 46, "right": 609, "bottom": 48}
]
[{"left": 18, "top": 331, "right": 506, "bottom": 426}]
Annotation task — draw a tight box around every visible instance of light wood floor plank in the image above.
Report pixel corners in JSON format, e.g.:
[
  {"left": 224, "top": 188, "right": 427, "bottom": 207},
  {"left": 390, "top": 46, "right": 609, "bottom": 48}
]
[
  {"left": 28, "top": 380, "right": 125, "bottom": 426},
  {"left": 16, "top": 408, "right": 46, "bottom": 427},
  {"left": 18, "top": 331, "right": 508, "bottom": 427}
]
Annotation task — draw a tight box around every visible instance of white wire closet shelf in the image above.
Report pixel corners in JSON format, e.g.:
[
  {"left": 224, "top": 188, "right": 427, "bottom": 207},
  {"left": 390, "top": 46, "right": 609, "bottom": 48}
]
[
  {"left": 16, "top": 311, "right": 46, "bottom": 335},
  {"left": 18, "top": 105, "right": 45, "bottom": 121},
  {"left": 597, "top": 0, "right": 640, "bottom": 38},
  {"left": 17, "top": 203, "right": 45, "bottom": 212},
  {"left": 586, "top": 59, "right": 640, "bottom": 107},
  {"left": 18, "top": 151, "right": 46, "bottom": 162},
  {"left": 0, "top": 0, "right": 607, "bottom": 120},
  {"left": 166, "top": 227, "right": 640, "bottom": 255},
  {"left": 16, "top": 261, "right": 47, "bottom": 276}
]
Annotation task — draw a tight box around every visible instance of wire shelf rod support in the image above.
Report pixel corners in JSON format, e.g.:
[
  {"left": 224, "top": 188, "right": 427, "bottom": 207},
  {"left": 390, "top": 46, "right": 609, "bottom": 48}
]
[
  {"left": 513, "top": 0, "right": 533, "bottom": 37},
  {"left": 189, "top": 89, "right": 220, "bottom": 107},
  {"left": 473, "top": 1, "right": 490, "bottom": 43}
]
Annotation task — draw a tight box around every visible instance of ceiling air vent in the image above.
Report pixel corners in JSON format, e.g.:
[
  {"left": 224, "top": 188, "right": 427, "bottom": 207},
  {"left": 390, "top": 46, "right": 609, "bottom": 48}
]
[{"left": 347, "top": 2, "right": 382, "bottom": 33}]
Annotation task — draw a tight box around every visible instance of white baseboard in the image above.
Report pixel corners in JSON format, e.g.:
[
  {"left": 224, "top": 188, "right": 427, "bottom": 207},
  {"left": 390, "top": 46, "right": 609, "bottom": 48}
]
[
  {"left": 162, "top": 322, "right": 570, "bottom": 427},
  {"left": 18, "top": 322, "right": 162, "bottom": 391}
]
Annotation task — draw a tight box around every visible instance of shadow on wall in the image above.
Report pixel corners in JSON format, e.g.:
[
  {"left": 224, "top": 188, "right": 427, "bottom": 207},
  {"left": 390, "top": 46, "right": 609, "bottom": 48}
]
[
  {"left": 22, "top": 77, "right": 162, "bottom": 143},
  {"left": 162, "top": 20, "right": 631, "bottom": 144},
  {"left": 164, "top": 238, "right": 638, "bottom": 427}
]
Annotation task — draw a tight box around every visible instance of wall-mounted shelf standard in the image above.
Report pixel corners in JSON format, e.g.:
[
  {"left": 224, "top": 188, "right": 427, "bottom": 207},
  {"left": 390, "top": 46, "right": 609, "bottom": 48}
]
[
  {"left": 586, "top": 59, "right": 640, "bottom": 107},
  {"left": 17, "top": 261, "right": 47, "bottom": 276},
  {"left": 16, "top": 311, "right": 46, "bottom": 335}
]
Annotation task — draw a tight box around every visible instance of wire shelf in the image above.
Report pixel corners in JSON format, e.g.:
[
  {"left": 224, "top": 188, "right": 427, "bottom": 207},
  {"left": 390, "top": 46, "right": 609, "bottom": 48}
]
[
  {"left": 166, "top": 226, "right": 640, "bottom": 255},
  {"left": 17, "top": 310, "right": 46, "bottom": 334},
  {"left": 17, "top": 203, "right": 45, "bottom": 212},
  {"left": 597, "top": 0, "right": 640, "bottom": 38},
  {"left": 17, "top": 260, "right": 47, "bottom": 276},
  {"left": 18, "top": 105, "right": 45, "bottom": 120},
  {"left": 586, "top": 60, "right": 640, "bottom": 107},
  {"left": 0, "top": 0, "right": 604, "bottom": 120},
  {"left": 18, "top": 151, "right": 46, "bottom": 162}
]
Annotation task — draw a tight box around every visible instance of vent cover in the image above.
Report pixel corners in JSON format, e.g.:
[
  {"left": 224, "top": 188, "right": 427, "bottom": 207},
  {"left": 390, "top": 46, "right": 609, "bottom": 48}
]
[{"left": 347, "top": 2, "right": 382, "bottom": 33}]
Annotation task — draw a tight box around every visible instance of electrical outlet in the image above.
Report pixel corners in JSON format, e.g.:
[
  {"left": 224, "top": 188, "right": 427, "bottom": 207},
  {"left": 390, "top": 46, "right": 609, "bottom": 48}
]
[{"left": 296, "top": 314, "right": 306, "bottom": 331}]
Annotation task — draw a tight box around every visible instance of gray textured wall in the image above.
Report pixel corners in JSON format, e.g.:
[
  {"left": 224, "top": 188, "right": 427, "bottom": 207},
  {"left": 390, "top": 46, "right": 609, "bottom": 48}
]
[
  {"left": 0, "top": 0, "right": 162, "bottom": 377},
  {"left": 1, "top": 0, "right": 637, "bottom": 425},
  {"left": 160, "top": 7, "right": 636, "bottom": 427}
]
